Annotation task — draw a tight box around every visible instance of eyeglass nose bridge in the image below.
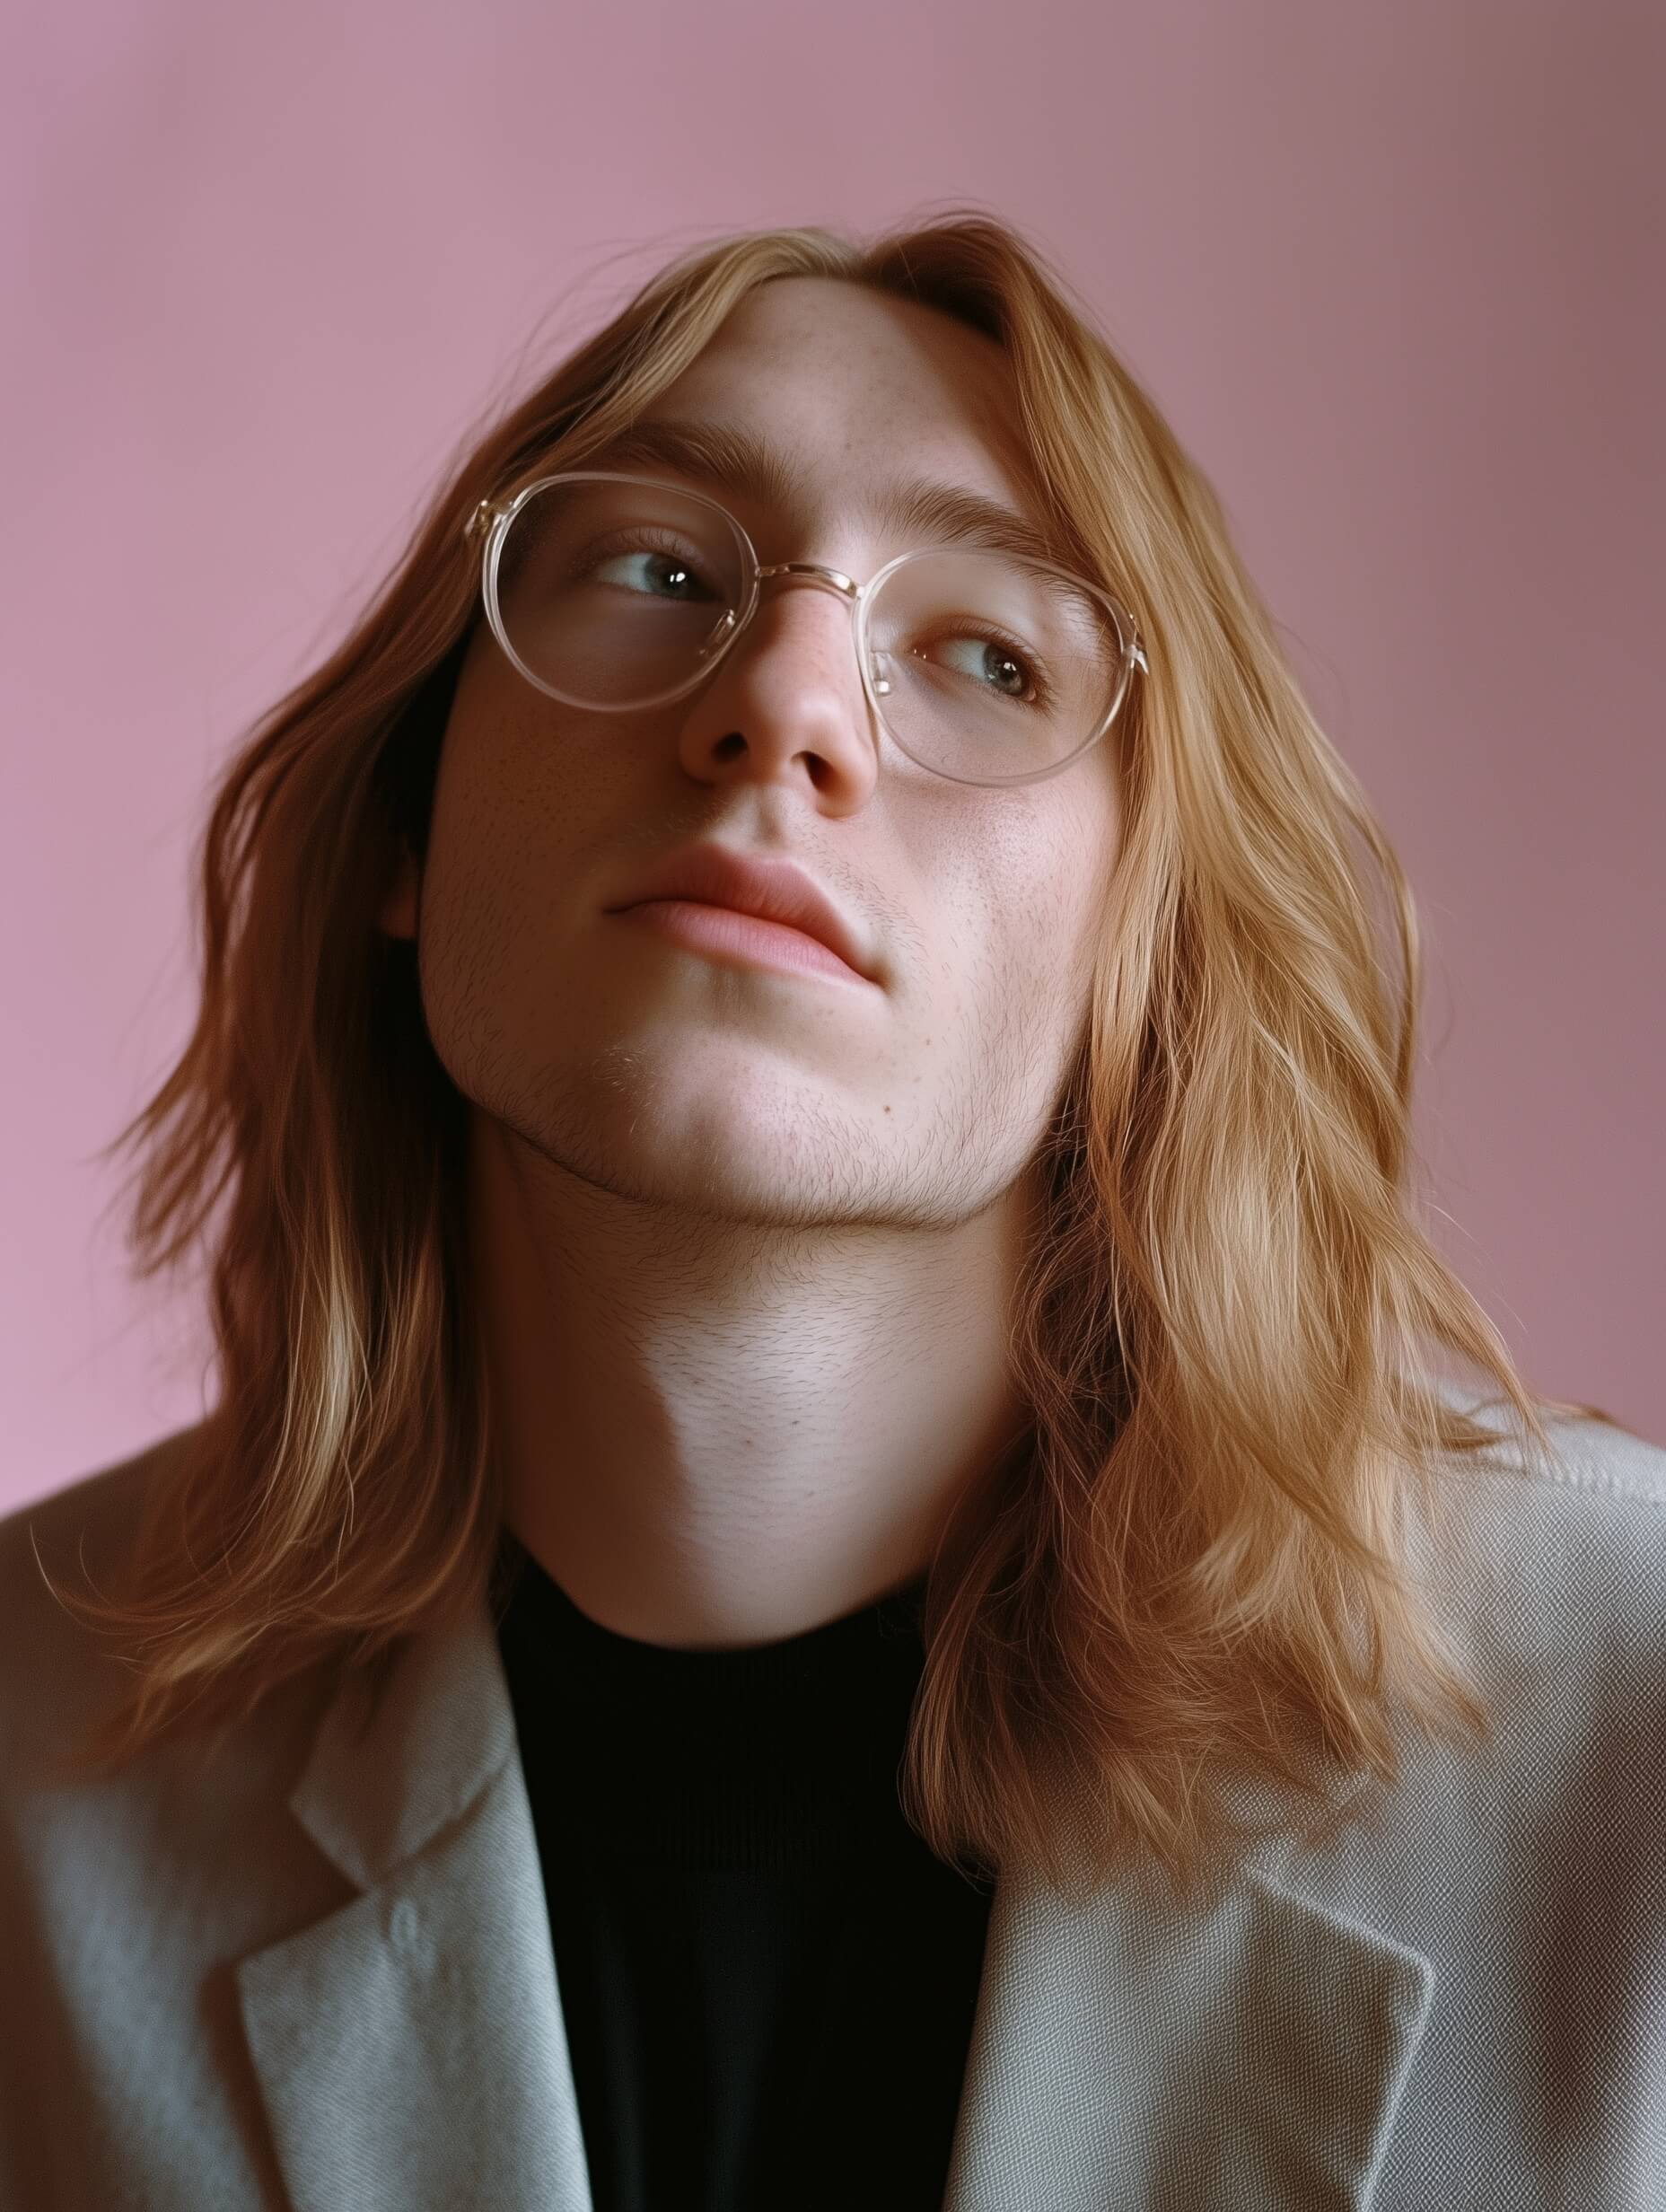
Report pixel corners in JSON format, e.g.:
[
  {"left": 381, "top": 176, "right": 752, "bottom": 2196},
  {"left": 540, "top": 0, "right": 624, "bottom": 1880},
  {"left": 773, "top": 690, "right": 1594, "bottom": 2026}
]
[
  {"left": 757, "top": 561, "right": 862, "bottom": 597},
  {"left": 696, "top": 559, "right": 906, "bottom": 694}
]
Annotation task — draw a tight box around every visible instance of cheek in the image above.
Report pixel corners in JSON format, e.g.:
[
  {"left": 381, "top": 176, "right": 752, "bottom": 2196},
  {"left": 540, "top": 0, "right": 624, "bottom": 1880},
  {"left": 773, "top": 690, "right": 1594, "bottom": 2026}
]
[
  {"left": 414, "top": 750, "right": 547, "bottom": 1005},
  {"left": 1014, "top": 790, "right": 1120, "bottom": 1007},
  {"left": 414, "top": 709, "right": 644, "bottom": 1024},
  {"left": 993, "top": 778, "right": 1118, "bottom": 933},
  {"left": 423, "top": 686, "right": 578, "bottom": 908},
  {"left": 1062, "top": 764, "right": 1122, "bottom": 912}
]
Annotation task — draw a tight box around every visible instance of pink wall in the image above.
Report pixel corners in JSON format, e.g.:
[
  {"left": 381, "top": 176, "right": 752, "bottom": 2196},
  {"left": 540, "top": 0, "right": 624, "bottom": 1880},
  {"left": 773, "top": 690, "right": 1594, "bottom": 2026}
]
[{"left": 5, "top": 2, "right": 1662, "bottom": 1510}]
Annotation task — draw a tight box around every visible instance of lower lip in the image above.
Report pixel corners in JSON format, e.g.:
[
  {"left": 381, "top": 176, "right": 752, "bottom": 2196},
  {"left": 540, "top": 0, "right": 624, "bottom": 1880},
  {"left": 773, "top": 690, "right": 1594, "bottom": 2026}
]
[{"left": 613, "top": 900, "right": 871, "bottom": 985}]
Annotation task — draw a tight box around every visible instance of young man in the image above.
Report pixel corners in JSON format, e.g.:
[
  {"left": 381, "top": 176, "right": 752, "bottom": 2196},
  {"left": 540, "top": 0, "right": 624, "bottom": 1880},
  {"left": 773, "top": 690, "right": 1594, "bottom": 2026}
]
[{"left": 4, "top": 215, "right": 1661, "bottom": 2210}]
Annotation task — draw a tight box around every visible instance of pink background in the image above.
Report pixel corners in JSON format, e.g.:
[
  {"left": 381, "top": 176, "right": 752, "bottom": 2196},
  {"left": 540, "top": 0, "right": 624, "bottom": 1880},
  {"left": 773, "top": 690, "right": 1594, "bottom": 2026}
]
[{"left": 5, "top": 2, "right": 1662, "bottom": 1513}]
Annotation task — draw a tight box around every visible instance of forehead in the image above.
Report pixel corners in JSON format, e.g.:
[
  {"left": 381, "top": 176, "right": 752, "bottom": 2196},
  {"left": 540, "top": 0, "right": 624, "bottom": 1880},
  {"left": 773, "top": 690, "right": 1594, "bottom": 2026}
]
[{"left": 649, "top": 276, "right": 1034, "bottom": 503}]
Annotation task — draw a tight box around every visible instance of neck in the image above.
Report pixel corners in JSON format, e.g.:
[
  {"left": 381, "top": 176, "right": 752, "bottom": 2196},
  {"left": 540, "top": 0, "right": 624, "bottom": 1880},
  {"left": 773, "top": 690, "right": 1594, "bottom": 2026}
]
[{"left": 467, "top": 1110, "right": 1039, "bottom": 1652}]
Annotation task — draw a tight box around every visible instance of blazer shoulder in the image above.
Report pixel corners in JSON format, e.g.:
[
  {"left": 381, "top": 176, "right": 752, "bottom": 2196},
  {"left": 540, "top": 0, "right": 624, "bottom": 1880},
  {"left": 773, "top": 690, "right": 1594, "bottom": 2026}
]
[
  {"left": 0, "top": 1426, "right": 205, "bottom": 1768},
  {"left": 1413, "top": 1392, "right": 1664, "bottom": 1696},
  {"left": 1437, "top": 1390, "right": 1666, "bottom": 1525}
]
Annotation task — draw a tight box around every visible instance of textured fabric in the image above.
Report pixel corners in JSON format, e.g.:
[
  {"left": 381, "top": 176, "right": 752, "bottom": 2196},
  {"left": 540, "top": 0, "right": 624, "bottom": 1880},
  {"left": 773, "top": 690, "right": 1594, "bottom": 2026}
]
[
  {"left": 0, "top": 1388, "right": 1661, "bottom": 2209},
  {"left": 495, "top": 1539, "right": 993, "bottom": 2210}
]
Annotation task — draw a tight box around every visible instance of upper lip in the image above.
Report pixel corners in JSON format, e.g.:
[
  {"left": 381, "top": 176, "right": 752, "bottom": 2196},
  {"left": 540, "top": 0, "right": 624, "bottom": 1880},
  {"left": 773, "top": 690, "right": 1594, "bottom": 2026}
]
[{"left": 605, "top": 841, "right": 877, "bottom": 981}]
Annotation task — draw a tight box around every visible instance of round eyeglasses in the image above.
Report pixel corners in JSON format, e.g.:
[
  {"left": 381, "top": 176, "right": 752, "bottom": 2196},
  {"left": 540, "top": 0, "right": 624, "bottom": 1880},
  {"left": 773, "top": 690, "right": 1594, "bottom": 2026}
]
[{"left": 463, "top": 470, "right": 1148, "bottom": 789}]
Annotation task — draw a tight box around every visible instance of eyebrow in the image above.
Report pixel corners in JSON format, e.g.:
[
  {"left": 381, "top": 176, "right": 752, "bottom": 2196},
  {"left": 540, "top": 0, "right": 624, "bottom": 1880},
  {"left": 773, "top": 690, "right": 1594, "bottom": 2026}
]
[{"left": 578, "top": 415, "right": 1070, "bottom": 572}]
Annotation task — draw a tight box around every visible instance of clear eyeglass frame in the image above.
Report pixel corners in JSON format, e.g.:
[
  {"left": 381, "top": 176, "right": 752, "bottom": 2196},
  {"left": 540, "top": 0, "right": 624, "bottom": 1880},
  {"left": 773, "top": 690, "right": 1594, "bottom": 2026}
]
[{"left": 461, "top": 470, "right": 1151, "bottom": 790}]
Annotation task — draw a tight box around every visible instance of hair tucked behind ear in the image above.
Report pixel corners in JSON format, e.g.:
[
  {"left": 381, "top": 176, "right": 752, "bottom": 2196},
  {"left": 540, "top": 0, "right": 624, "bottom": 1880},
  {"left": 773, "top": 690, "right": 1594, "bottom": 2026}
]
[{"left": 35, "top": 204, "right": 1618, "bottom": 1904}]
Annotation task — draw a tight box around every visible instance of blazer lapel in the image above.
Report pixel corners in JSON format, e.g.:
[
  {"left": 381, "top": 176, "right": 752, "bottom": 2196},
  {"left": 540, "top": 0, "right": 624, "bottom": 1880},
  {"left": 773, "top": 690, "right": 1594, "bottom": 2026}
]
[
  {"left": 235, "top": 1596, "right": 595, "bottom": 2212},
  {"left": 943, "top": 1769, "right": 1436, "bottom": 2212},
  {"left": 237, "top": 1585, "right": 1434, "bottom": 2212}
]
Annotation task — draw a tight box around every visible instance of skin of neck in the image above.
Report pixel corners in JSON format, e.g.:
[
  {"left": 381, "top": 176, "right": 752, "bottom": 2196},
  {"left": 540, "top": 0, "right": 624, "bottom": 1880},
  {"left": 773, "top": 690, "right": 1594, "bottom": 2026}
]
[{"left": 473, "top": 1109, "right": 1041, "bottom": 1650}]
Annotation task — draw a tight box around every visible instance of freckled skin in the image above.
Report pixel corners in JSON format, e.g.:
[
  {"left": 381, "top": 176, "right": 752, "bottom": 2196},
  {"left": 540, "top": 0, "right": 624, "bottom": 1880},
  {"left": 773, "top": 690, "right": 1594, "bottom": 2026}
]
[{"left": 378, "top": 276, "right": 1122, "bottom": 1650}]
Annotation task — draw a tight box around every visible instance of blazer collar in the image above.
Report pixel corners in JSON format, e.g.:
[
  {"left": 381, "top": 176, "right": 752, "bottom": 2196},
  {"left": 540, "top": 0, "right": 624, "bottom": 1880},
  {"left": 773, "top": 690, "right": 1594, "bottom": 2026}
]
[{"left": 236, "top": 1583, "right": 1434, "bottom": 2212}]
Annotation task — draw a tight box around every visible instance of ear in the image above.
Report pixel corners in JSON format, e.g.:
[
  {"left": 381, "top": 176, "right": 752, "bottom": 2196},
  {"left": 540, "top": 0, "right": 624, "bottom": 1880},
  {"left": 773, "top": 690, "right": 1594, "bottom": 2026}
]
[{"left": 377, "top": 838, "right": 420, "bottom": 941}]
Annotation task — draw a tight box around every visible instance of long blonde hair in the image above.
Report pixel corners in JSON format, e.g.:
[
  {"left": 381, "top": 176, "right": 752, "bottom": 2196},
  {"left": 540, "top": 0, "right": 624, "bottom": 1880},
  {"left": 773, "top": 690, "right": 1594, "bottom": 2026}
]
[{"left": 39, "top": 208, "right": 1615, "bottom": 1902}]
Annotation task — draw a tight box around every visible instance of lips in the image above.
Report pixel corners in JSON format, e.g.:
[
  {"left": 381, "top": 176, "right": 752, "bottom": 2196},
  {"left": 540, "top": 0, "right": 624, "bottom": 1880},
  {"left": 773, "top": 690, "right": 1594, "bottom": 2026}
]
[{"left": 604, "top": 841, "right": 877, "bottom": 981}]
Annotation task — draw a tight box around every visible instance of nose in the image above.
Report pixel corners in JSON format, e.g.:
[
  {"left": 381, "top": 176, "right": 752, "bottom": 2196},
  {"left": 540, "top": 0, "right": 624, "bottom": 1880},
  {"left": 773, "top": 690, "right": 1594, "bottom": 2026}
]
[
  {"left": 679, "top": 556, "right": 882, "bottom": 803},
  {"left": 744, "top": 561, "right": 886, "bottom": 692},
  {"left": 690, "top": 559, "right": 870, "bottom": 688}
]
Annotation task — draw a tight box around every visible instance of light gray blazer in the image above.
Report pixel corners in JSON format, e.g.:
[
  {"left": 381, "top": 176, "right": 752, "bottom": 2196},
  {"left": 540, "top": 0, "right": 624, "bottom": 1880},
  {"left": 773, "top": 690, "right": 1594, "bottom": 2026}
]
[{"left": 2, "top": 1393, "right": 1662, "bottom": 2211}]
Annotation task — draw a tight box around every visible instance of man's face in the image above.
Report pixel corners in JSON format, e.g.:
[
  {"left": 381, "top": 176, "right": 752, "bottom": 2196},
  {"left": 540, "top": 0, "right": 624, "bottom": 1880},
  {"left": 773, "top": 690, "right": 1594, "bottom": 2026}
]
[{"left": 381, "top": 275, "right": 1122, "bottom": 1230}]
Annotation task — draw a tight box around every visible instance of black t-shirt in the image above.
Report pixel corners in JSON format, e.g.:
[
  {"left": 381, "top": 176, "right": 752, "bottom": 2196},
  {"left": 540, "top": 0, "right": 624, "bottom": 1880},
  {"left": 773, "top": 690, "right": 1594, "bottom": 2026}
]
[{"left": 495, "top": 1534, "right": 995, "bottom": 2212}]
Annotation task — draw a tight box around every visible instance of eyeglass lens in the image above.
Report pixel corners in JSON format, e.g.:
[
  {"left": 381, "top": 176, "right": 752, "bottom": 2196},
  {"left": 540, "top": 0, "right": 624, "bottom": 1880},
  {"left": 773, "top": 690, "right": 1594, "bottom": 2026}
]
[{"left": 492, "top": 477, "right": 1131, "bottom": 780}]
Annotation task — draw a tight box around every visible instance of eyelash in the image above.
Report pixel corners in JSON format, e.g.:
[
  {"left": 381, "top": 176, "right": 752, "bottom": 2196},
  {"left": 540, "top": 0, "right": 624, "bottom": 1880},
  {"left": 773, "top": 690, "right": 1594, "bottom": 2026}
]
[{"left": 930, "top": 616, "right": 1057, "bottom": 713}]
